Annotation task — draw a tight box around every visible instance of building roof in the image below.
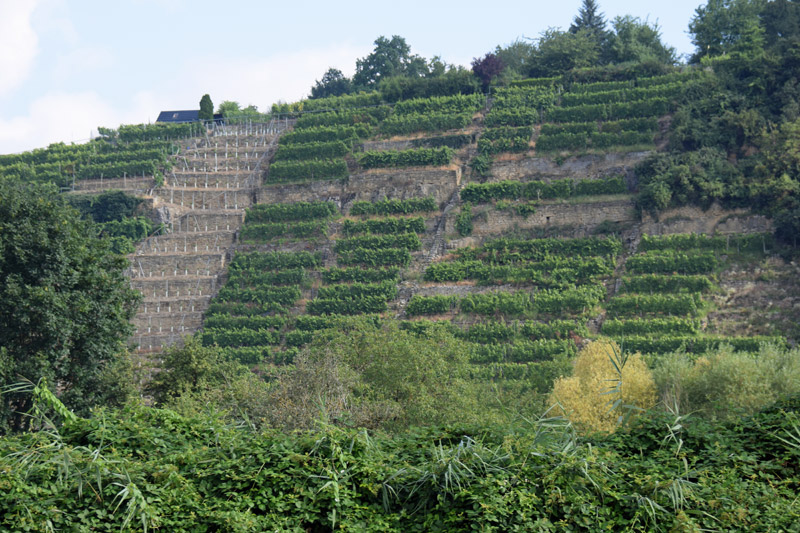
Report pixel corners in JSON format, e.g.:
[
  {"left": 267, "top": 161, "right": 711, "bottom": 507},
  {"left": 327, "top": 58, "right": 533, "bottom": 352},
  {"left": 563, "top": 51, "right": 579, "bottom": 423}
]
[{"left": 156, "top": 110, "right": 200, "bottom": 123}]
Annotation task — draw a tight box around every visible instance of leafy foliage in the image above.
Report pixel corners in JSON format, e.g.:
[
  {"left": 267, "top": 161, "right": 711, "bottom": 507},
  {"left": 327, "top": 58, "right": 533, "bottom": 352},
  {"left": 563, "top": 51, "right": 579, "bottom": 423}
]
[
  {"left": 349, "top": 196, "right": 436, "bottom": 216},
  {"left": 549, "top": 339, "right": 656, "bottom": 433},
  {"left": 0, "top": 181, "right": 139, "bottom": 432}
]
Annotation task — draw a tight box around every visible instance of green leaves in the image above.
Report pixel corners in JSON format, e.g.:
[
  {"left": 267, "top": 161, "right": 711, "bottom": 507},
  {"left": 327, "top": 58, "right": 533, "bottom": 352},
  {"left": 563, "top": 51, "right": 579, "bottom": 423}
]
[
  {"left": 357, "top": 147, "right": 454, "bottom": 169},
  {"left": 0, "top": 181, "right": 138, "bottom": 432},
  {"left": 350, "top": 197, "right": 436, "bottom": 216}
]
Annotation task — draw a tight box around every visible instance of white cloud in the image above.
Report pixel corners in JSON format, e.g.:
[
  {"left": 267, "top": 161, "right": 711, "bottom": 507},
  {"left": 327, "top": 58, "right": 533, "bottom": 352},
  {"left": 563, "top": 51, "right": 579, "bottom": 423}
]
[
  {"left": 53, "top": 46, "right": 114, "bottom": 83},
  {"left": 0, "top": 43, "right": 370, "bottom": 153},
  {"left": 173, "top": 43, "right": 369, "bottom": 113},
  {"left": 0, "top": 90, "right": 153, "bottom": 153},
  {"left": 0, "top": 0, "right": 40, "bottom": 97}
]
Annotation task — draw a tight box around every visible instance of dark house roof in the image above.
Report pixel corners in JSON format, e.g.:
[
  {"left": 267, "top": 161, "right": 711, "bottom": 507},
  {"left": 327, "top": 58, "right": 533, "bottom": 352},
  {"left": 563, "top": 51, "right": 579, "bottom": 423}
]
[{"left": 156, "top": 110, "right": 200, "bottom": 123}]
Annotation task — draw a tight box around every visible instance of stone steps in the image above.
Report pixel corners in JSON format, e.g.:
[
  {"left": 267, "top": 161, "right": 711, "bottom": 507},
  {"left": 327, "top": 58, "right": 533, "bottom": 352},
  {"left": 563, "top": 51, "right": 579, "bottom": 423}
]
[
  {"left": 165, "top": 172, "right": 260, "bottom": 189},
  {"left": 127, "top": 252, "right": 225, "bottom": 274},
  {"left": 139, "top": 296, "right": 212, "bottom": 314},
  {"left": 133, "top": 312, "right": 205, "bottom": 333},
  {"left": 125, "top": 124, "right": 287, "bottom": 353},
  {"left": 131, "top": 276, "right": 218, "bottom": 298},
  {"left": 133, "top": 231, "right": 236, "bottom": 254},
  {"left": 169, "top": 211, "right": 245, "bottom": 233},
  {"left": 153, "top": 187, "right": 256, "bottom": 210}
]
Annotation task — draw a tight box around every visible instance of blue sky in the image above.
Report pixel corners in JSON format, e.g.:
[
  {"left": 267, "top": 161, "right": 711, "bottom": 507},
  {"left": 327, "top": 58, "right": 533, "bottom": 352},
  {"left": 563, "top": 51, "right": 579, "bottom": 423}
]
[{"left": 1, "top": 0, "right": 705, "bottom": 153}]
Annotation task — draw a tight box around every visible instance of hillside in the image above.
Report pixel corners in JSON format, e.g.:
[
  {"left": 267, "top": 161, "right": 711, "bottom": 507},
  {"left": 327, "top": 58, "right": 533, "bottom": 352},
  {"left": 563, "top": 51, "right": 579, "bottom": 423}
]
[{"left": 136, "top": 72, "right": 798, "bottom": 371}]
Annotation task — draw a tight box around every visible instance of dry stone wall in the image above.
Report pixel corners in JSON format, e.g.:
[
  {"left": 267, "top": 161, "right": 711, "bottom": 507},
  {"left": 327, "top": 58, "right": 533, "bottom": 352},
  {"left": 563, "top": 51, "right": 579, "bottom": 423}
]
[{"left": 489, "top": 152, "right": 650, "bottom": 182}]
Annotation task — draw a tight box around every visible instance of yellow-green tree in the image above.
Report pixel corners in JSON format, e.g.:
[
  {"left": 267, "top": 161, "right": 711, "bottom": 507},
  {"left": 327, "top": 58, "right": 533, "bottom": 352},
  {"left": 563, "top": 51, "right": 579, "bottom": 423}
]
[{"left": 548, "top": 339, "right": 656, "bottom": 434}]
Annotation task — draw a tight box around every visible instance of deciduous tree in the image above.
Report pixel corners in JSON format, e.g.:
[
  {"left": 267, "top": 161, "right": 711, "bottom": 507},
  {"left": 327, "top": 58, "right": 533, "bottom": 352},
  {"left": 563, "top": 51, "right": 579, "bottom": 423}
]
[{"left": 0, "top": 180, "right": 140, "bottom": 433}]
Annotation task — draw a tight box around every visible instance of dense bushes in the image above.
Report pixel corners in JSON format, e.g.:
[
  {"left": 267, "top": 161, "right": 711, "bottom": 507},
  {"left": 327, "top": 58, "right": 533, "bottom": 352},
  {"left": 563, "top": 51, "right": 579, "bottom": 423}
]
[
  {"left": 306, "top": 296, "right": 388, "bottom": 315},
  {"left": 620, "top": 274, "right": 716, "bottom": 293},
  {"left": 408, "top": 286, "right": 604, "bottom": 317},
  {"left": 342, "top": 216, "right": 425, "bottom": 235},
  {"left": 246, "top": 201, "right": 336, "bottom": 222},
  {"left": 337, "top": 248, "right": 411, "bottom": 267},
  {"left": 240, "top": 221, "right": 327, "bottom": 242},
  {"left": 280, "top": 125, "right": 371, "bottom": 144},
  {"left": 379, "top": 113, "right": 472, "bottom": 135},
  {"left": 229, "top": 251, "right": 321, "bottom": 271},
  {"left": 393, "top": 94, "right": 484, "bottom": 115},
  {"left": 334, "top": 232, "right": 421, "bottom": 253},
  {"left": 460, "top": 177, "right": 627, "bottom": 203},
  {"left": 358, "top": 147, "right": 453, "bottom": 169},
  {"left": 607, "top": 293, "right": 703, "bottom": 316},
  {"left": 321, "top": 267, "right": 400, "bottom": 284},
  {"left": 274, "top": 141, "right": 349, "bottom": 161},
  {"left": 625, "top": 251, "right": 718, "bottom": 274},
  {"left": 349, "top": 197, "right": 436, "bottom": 216},
  {"left": 406, "top": 295, "right": 456, "bottom": 316}
]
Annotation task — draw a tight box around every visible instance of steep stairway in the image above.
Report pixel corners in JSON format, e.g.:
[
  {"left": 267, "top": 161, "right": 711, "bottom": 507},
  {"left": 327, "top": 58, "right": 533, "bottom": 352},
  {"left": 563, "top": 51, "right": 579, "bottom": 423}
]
[{"left": 127, "top": 122, "right": 285, "bottom": 353}]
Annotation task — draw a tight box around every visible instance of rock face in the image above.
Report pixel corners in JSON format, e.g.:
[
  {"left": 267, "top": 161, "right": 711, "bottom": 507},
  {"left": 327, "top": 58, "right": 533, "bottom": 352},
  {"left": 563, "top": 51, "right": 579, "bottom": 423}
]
[
  {"left": 257, "top": 168, "right": 461, "bottom": 210},
  {"left": 489, "top": 152, "right": 650, "bottom": 182}
]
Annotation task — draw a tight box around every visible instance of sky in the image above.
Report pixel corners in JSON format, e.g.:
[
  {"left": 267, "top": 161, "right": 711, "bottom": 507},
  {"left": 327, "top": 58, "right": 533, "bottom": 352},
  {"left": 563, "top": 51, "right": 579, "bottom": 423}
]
[{"left": 0, "top": 0, "right": 706, "bottom": 154}]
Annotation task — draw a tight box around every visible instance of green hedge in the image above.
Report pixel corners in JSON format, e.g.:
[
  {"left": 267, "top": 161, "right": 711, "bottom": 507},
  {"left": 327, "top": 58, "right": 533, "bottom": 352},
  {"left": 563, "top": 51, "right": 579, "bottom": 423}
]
[
  {"left": 246, "top": 201, "right": 336, "bottom": 223},
  {"left": 273, "top": 141, "right": 349, "bottom": 161},
  {"left": 334, "top": 232, "right": 421, "bottom": 253},
  {"left": 306, "top": 295, "right": 388, "bottom": 315},
  {"left": 620, "top": 274, "right": 716, "bottom": 293},
  {"left": 612, "top": 335, "right": 786, "bottom": 354},
  {"left": 227, "top": 268, "right": 308, "bottom": 287},
  {"left": 491, "top": 86, "right": 558, "bottom": 110},
  {"left": 459, "top": 236, "right": 622, "bottom": 261},
  {"left": 409, "top": 134, "right": 473, "bottom": 149},
  {"left": 546, "top": 98, "right": 670, "bottom": 123},
  {"left": 280, "top": 125, "right": 370, "bottom": 144},
  {"left": 214, "top": 286, "right": 301, "bottom": 306},
  {"left": 295, "top": 314, "right": 382, "bottom": 331},
  {"left": 460, "top": 177, "right": 626, "bottom": 203},
  {"left": 484, "top": 109, "right": 540, "bottom": 127},
  {"left": 268, "top": 158, "right": 348, "bottom": 182},
  {"left": 477, "top": 136, "right": 529, "bottom": 155},
  {"left": 321, "top": 267, "right": 400, "bottom": 284},
  {"left": 358, "top": 147, "right": 453, "bottom": 169},
  {"left": 349, "top": 197, "right": 436, "bottom": 216},
  {"left": 380, "top": 113, "right": 471, "bottom": 135},
  {"left": 336, "top": 247, "right": 412, "bottom": 267},
  {"left": 240, "top": 221, "right": 327, "bottom": 242},
  {"left": 229, "top": 251, "right": 321, "bottom": 271},
  {"left": 342, "top": 216, "right": 425, "bottom": 235},
  {"left": 626, "top": 252, "right": 718, "bottom": 275},
  {"left": 472, "top": 339, "right": 576, "bottom": 363},
  {"left": 601, "top": 317, "right": 702, "bottom": 336},
  {"left": 204, "top": 314, "right": 287, "bottom": 330},
  {"left": 424, "top": 257, "right": 613, "bottom": 284},
  {"left": 294, "top": 107, "right": 391, "bottom": 129},
  {"left": 317, "top": 281, "right": 398, "bottom": 301},
  {"left": 201, "top": 327, "right": 281, "bottom": 348},
  {"left": 301, "top": 91, "right": 383, "bottom": 113},
  {"left": 406, "top": 295, "right": 457, "bottom": 316},
  {"left": 393, "top": 94, "right": 484, "bottom": 115},
  {"left": 607, "top": 293, "right": 703, "bottom": 317},
  {"left": 638, "top": 233, "right": 773, "bottom": 253}
]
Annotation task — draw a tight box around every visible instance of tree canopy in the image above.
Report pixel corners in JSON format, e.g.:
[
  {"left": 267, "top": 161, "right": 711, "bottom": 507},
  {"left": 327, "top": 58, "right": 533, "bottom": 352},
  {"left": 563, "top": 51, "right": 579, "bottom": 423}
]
[
  {"left": 0, "top": 180, "right": 139, "bottom": 433},
  {"left": 352, "top": 36, "right": 429, "bottom": 90},
  {"left": 199, "top": 94, "right": 214, "bottom": 120},
  {"left": 310, "top": 68, "right": 353, "bottom": 99}
]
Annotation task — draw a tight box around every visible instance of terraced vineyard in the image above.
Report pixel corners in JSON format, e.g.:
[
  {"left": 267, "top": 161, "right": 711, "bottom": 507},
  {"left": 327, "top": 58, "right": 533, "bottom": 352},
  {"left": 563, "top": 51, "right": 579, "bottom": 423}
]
[{"left": 4, "top": 69, "right": 794, "bottom": 382}]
